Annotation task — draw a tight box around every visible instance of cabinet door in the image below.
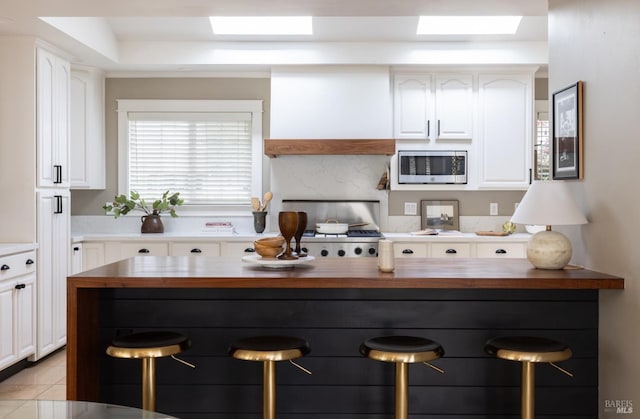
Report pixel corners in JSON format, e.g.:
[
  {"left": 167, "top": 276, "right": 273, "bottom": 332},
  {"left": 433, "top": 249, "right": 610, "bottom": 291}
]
[
  {"left": 71, "top": 244, "right": 83, "bottom": 274},
  {"left": 16, "top": 274, "right": 36, "bottom": 359},
  {"left": 37, "top": 49, "right": 70, "bottom": 188},
  {"left": 393, "top": 242, "right": 428, "bottom": 258},
  {"left": 0, "top": 280, "right": 16, "bottom": 370},
  {"left": 171, "top": 243, "right": 221, "bottom": 256},
  {"left": 70, "top": 68, "right": 105, "bottom": 189},
  {"left": 82, "top": 243, "right": 105, "bottom": 271},
  {"left": 36, "top": 191, "right": 70, "bottom": 359},
  {"left": 394, "top": 75, "right": 432, "bottom": 139},
  {"left": 434, "top": 74, "right": 473, "bottom": 140},
  {"left": 478, "top": 74, "right": 533, "bottom": 188}
]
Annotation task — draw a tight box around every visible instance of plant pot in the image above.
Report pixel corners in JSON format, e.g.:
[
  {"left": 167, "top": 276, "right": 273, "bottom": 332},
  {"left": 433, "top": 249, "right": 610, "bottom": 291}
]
[{"left": 141, "top": 214, "right": 164, "bottom": 233}]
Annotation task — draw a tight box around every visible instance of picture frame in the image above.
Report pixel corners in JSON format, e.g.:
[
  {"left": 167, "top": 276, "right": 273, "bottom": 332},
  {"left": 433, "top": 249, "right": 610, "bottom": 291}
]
[
  {"left": 552, "top": 81, "right": 583, "bottom": 180},
  {"left": 421, "top": 200, "right": 459, "bottom": 231}
]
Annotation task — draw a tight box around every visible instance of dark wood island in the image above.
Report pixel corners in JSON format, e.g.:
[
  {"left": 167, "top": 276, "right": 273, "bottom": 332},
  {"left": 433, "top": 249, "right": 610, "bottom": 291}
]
[{"left": 67, "top": 256, "right": 623, "bottom": 418}]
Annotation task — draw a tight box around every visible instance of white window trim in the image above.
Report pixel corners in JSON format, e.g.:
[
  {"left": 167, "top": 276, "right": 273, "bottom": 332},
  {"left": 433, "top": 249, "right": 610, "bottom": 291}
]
[{"left": 117, "top": 99, "right": 263, "bottom": 216}]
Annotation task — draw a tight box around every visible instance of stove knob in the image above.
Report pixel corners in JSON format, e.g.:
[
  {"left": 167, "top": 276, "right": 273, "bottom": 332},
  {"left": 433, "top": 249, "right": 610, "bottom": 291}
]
[
  {"left": 354, "top": 247, "right": 363, "bottom": 255},
  {"left": 337, "top": 249, "right": 346, "bottom": 257},
  {"left": 368, "top": 247, "right": 377, "bottom": 255},
  {"left": 321, "top": 249, "right": 329, "bottom": 257}
]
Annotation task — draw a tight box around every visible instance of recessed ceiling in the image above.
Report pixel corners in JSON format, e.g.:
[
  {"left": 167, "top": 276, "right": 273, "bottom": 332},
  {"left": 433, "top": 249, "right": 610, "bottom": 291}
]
[{"left": 0, "top": 0, "right": 548, "bottom": 73}]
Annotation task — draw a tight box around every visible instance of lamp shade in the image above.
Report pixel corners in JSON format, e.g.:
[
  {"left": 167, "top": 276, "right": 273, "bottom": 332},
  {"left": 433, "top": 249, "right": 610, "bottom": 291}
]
[{"left": 511, "top": 180, "right": 588, "bottom": 226}]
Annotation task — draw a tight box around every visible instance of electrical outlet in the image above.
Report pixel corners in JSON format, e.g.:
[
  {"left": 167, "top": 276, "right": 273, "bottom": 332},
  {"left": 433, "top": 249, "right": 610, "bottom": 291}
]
[
  {"left": 490, "top": 202, "right": 499, "bottom": 216},
  {"left": 404, "top": 202, "right": 418, "bottom": 215}
]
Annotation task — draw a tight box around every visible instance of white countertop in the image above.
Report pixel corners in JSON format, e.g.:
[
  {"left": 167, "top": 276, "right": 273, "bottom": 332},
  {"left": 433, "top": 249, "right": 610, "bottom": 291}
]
[
  {"left": 0, "top": 243, "right": 38, "bottom": 257},
  {"left": 72, "top": 232, "right": 530, "bottom": 243}
]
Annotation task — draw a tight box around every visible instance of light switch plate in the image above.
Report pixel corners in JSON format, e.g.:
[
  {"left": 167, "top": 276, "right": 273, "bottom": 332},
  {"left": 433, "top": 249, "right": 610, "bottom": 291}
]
[{"left": 404, "top": 202, "right": 418, "bottom": 215}]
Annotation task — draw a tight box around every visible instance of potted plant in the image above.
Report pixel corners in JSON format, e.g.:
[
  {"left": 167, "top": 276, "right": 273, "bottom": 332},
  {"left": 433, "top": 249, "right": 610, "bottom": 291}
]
[{"left": 103, "top": 190, "right": 184, "bottom": 233}]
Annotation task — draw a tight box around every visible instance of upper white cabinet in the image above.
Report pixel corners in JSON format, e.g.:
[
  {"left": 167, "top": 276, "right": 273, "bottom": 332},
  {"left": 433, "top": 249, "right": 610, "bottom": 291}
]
[
  {"left": 70, "top": 67, "right": 106, "bottom": 189},
  {"left": 393, "top": 73, "right": 473, "bottom": 141},
  {"left": 37, "top": 48, "right": 70, "bottom": 188},
  {"left": 477, "top": 74, "right": 533, "bottom": 188}
]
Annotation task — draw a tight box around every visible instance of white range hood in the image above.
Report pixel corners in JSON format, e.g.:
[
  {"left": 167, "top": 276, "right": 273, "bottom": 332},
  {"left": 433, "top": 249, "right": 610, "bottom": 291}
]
[{"left": 270, "top": 66, "right": 393, "bottom": 139}]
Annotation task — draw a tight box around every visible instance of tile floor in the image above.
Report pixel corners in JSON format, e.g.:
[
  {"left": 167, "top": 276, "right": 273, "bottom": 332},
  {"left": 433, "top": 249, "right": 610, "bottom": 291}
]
[{"left": 0, "top": 349, "right": 66, "bottom": 402}]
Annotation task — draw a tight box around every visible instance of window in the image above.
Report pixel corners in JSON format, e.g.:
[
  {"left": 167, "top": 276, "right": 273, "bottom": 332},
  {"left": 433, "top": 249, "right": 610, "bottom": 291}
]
[
  {"left": 117, "top": 100, "right": 263, "bottom": 213},
  {"left": 534, "top": 100, "right": 550, "bottom": 180}
]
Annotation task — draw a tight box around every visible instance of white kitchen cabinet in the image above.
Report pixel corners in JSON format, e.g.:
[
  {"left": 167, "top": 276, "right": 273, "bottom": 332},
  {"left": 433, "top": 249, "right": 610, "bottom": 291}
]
[
  {"left": 477, "top": 74, "right": 533, "bottom": 189},
  {"left": 82, "top": 242, "right": 105, "bottom": 271},
  {"left": 70, "top": 243, "right": 83, "bottom": 274},
  {"left": 170, "top": 243, "right": 221, "bottom": 256},
  {"left": 0, "top": 251, "right": 37, "bottom": 371},
  {"left": 393, "top": 73, "right": 473, "bottom": 141},
  {"left": 36, "top": 191, "right": 70, "bottom": 360},
  {"left": 70, "top": 67, "right": 105, "bottom": 189},
  {"left": 37, "top": 47, "right": 70, "bottom": 189},
  {"left": 104, "top": 242, "right": 169, "bottom": 265}
]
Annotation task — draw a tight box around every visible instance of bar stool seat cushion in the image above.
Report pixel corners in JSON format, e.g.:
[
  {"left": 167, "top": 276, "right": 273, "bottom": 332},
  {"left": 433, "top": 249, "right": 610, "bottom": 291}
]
[
  {"left": 485, "top": 336, "right": 572, "bottom": 363},
  {"left": 108, "top": 331, "right": 191, "bottom": 359},
  {"left": 229, "top": 336, "right": 310, "bottom": 361},
  {"left": 360, "top": 335, "right": 444, "bottom": 363}
]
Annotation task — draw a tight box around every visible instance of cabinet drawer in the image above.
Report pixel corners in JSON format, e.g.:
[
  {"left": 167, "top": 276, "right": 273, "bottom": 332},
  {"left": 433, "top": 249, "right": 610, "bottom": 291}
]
[
  {"left": 0, "top": 251, "right": 36, "bottom": 281},
  {"left": 393, "top": 243, "right": 428, "bottom": 258},
  {"left": 431, "top": 243, "right": 471, "bottom": 257},
  {"left": 104, "top": 242, "right": 169, "bottom": 264},
  {"left": 171, "top": 243, "right": 221, "bottom": 256},
  {"left": 476, "top": 243, "right": 526, "bottom": 258},
  {"left": 221, "top": 242, "right": 257, "bottom": 257}
]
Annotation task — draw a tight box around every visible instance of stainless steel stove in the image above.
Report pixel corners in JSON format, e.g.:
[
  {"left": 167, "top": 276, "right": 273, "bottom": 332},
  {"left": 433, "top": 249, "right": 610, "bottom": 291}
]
[{"left": 282, "top": 200, "right": 382, "bottom": 258}]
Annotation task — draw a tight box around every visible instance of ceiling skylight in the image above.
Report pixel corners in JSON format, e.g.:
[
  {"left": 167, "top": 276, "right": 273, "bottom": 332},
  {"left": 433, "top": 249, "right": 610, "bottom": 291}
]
[
  {"left": 209, "top": 16, "right": 312, "bottom": 35},
  {"left": 417, "top": 16, "right": 522, "bottom": 35}
]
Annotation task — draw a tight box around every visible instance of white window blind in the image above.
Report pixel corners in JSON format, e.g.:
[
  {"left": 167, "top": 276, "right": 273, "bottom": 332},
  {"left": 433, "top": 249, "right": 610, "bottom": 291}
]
[
  {"left": 127, "top": 112, "right": 253, "bottom": 206},
  {"left": 118, "top": 100, "right": 263, "bottom": 213}
]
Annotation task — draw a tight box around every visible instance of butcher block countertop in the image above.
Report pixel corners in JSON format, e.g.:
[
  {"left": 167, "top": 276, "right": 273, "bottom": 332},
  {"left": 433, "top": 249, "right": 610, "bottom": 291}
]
[{"left": 68, "top": 256, "right": 624, "bottom": 290}]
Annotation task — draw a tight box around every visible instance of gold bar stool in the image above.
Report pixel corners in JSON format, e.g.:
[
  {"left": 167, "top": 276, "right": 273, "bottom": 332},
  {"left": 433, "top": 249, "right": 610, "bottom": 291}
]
[
  {"left": 106, "top": 331, "right": 192, "bottom": 412},
  {"left": 228, "top": 335, "right": 311, "bottom": 419},
  {"left": 359, "top": 335, "right": 445, "bottom": 419},
  {"left": 484, "top": 336, "right": 573, "bottom": 419}
]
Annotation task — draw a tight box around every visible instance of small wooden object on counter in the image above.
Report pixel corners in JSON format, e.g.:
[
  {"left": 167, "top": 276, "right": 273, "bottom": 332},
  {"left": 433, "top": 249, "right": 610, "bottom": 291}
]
[
  {"left": 475, "top": 231, "right": 510, "bottom": 236},
  {"left": 278, "top": 212, "right": 299, "bottom": 260}
]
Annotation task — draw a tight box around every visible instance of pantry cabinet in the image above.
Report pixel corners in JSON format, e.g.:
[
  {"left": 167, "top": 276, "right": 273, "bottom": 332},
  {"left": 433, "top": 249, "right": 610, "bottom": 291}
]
[
  {"left": 0, "top": 250, "right": 36, "bottom": 371},
  {"left": 37, "top": 48, "right": 70, "bottom": 189},
  {"left": 393, "top": 73, "right": 473, "bottom": 141},
  {"left": 70, "top": 67, "right": 106, "bottom": 189},
  {"left": 36, "top": 191, "right": 70, "bottom": 360}
]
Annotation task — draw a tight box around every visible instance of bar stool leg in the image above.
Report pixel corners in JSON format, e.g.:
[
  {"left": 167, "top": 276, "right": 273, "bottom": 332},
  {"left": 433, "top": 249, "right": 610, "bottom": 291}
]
[
  {"left": 521, "top": 361, "right": 534, "bottom": 419},
  {"left": 394, "top": 362, "right": 408, "bottom": 419},
  {"left": 142, "top": 357, "right": 156, "bottom": 412},
  {"left": 263, "top": 360, "right": 276, "bottom": 419}
]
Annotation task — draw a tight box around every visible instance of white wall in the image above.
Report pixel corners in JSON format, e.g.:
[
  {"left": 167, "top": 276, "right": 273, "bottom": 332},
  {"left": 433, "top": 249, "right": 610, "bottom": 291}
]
[{"left": 549, "top": 1, "right": 640, "bottom": 415}]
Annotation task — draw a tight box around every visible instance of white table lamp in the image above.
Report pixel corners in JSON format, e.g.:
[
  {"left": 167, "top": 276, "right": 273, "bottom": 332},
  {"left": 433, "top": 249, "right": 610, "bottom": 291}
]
[{"left": 511, "top": 180, "right": 588, "bottom": 269}]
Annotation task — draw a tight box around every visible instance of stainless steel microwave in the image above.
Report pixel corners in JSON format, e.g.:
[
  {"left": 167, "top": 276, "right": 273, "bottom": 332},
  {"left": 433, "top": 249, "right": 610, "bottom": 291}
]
[{"left": 398, "top": 150, "right": 467, "bottom": 184}]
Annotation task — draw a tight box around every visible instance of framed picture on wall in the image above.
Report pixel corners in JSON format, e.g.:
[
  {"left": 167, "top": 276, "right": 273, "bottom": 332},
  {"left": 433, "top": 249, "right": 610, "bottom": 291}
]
[
  {"left": 552, "top": 81, "right": 583, "bottom": 179},
  {"left": 421, "top": 200, "right": 459, "bottom": 231}
]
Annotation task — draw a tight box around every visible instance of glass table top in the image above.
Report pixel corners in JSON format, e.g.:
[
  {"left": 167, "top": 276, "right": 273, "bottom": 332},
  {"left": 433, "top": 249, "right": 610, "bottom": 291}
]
[{"left": 0, "top": 400, "right": 178, "bottom": 418}]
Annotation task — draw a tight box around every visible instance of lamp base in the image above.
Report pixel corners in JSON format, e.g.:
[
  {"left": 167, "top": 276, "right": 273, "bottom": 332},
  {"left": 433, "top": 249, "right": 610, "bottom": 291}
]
[{"left": 526, "top": 230, "right": 572, "bottom": 270}]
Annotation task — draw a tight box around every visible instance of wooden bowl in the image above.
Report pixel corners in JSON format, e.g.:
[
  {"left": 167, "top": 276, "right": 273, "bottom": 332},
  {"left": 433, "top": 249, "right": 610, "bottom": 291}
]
[
  {"left": 255, "top": 236, "right": 285, "bottom": 247},
  {"left": 254, "top": 242, "right": 284, "bottom": 258}
]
